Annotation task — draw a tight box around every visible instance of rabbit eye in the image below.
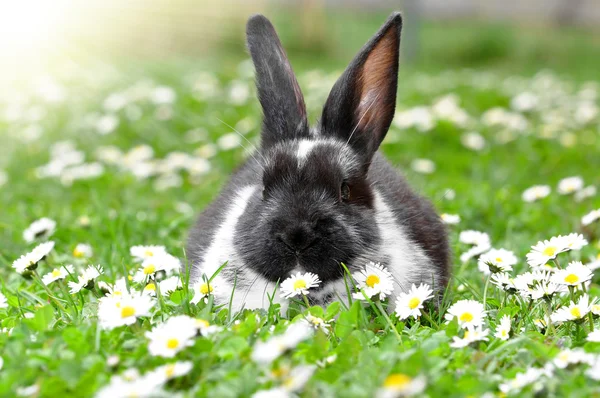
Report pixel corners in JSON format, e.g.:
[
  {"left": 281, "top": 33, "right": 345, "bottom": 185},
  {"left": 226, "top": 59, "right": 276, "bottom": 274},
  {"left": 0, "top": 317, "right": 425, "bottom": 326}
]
[{"left": 340, "top": 182, "right": 351, "bottom": 202}]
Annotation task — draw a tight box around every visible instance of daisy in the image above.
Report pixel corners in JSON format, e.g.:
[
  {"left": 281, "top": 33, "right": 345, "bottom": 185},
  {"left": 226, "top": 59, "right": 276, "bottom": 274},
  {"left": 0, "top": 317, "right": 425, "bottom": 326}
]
[
  {"left": 190, "top": 280, "right": 215, "bottom": 304},
  {"left": 553, "top": 348, "right": 593, "bottom": 369},
  {"left": 132, "top": 253, "right": 181, "bottom": 283},
  {"left": 96, "top": 373, "right": 165, "bottom": 398},
  {"left": 526, "top": 236, "right": 569, "bottom": 268},
  {"left": 522, "top": 185, "right": 551, "bottom": 202},
  {"left": 194, "top": 318, "right": 222, "bottom": 336},
  {"left": 41, "top": 265, "right": 74, "bottom": 285},
  {"left": 551, "top": 294, "right": 594, "bottom": 324},
  {"left": 587, "top": 330, "right": 600, "bottom": 342},
  {"left": 394, "top": 283, "right": 434, "bottom": 320},
  {"left": 351, "top": 262, "right": 394, "bottom": 301},
  {"left": 586, "top": 359, "right": 600, "bottom": 381},
  {"left": 491, "top": 273, "right": 517, "bottom": 293},
  {"left": 440, "top": 213, "right": 460, "bottom": 225},
  {"left": 445, "top": 299, "right": 486, "bottom": 328},
  {"left": 252, "top": 388, "right": 291, "bottom": 398},
  {"left": 477, "top": 248, "right": 518, "bottom": 274},
  {"left": 147, "top": 361, "right": 193, "bottom": 384},
  {"left": 0, "top": 292, "right": 7, "bottom": 309},
  {"left": 459, "top": 230, "right": 490, "bottom": 246},
  {"left": 130, "top": 245, "right": 167, "bottom": 262},
  {"left": 301, "top": 314, "right": 331, "bottom": 334},
  {"left": 534, "top": 317, "right": 549, "bottom": 330},
  {"left": 146, "top": 315, "right": 197, "bottom": 358},
  {"left": 280, "top": 272, "right": 321, "bottom": 299},
  {"left": 557, "top": 176, "right": 584, "bottom": 195},
  {"left": 281, "top": 365, "right": 316, "bottom": 392},
  {"left": 575, "top": 186, "right": 596, "bottom": 202},
  {"left": 551, "top": 261, "right": 593, "bottom": 286},
  {"left": 98, "top": 292, "right": 154, "bottom": 330},
  {"left": 494, "top": 315, "right": 511, "bottom": 340},
  {"left": 12, "top": 241, "right": 55, "bottom": 274},
  {"left": 499, "top": 367, "right": 553, "bottom": 394},
  {"left": 158, "top": 275, "right": 181, "bottom": 296},
  {"left": 562, "top": 233, "right": 588, "bottom": 250},
  {"left": 251, "top": 322, "right": 314, "bottom": 365},
  {"left": 100, "top": 278, "right": 128, "bottom": 298},
  {"left": 582, "top": 209, "right": 600, "bottom": 226},
  {"left": 68, "top": 265, "right": 103, "bottom": 293},
  {"left": 376, "top": 373, "right": 426, "bottom": 398},
  {"left": 73, "top": 243, "right": 93, "bottom": 258},
  {"left": 450, "top": 326, "right": 489, "bottom": 348},
  {"left": 23, "top": 217, "right": 56, "bottom": 242}
]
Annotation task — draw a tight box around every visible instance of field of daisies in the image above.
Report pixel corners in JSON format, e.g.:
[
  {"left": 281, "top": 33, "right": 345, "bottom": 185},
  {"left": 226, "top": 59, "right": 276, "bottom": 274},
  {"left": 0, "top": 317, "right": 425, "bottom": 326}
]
[{"left": 2, "top": 27, "right": 600, "bottom": 396}]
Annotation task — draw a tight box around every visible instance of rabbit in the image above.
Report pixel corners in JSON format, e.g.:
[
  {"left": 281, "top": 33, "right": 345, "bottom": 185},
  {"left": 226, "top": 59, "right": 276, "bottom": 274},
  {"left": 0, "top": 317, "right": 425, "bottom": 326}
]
[{"left": 186, "top": 12, "right": 450, "bottom": 312}]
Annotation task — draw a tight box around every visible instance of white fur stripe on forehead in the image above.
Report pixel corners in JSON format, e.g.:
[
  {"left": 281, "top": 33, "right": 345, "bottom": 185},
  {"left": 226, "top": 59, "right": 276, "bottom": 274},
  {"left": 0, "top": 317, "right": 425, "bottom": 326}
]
[
  {"left": 197, "top": 185, "right": 256, "bottom": 280},
  {"left": 294, "top": 138, "right": 360, "bottom": 169}
]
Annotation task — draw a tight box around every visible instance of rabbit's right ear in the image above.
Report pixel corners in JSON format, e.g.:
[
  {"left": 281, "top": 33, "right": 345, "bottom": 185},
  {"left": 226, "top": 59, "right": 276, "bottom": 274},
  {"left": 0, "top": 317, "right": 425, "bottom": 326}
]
[{"left": 246, "top": 15, "right": 309, "bottom": 149}]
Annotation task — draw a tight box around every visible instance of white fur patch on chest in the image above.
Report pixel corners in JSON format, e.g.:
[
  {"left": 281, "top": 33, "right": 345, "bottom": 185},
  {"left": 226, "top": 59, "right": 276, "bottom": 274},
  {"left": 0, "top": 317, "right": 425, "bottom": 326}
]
[{"left": 196, "top": 185, "right": 286, "bottom": 312}]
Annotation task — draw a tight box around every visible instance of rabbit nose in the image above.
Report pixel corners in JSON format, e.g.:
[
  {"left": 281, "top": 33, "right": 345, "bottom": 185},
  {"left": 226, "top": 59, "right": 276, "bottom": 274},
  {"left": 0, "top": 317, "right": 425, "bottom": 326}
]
[{"left": 277, "top": 223, "right": 316, "bottom": 254}]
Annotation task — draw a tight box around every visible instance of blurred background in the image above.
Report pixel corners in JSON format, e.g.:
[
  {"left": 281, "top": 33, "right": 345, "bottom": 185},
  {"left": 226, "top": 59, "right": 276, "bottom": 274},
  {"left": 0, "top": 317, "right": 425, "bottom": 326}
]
[{"left": 1, "top": 0, "right": 600, "bottom": 82}]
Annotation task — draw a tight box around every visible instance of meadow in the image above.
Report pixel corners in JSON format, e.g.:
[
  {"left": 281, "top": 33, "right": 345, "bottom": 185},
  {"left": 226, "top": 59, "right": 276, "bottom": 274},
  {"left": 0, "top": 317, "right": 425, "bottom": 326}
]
[{"left": 1, "top": 16, "right": 600, "bottom": 397}]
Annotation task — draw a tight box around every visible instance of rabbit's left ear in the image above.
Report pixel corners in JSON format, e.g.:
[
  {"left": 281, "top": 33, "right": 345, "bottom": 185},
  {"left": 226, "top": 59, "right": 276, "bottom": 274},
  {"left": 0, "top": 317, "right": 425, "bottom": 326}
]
[
  {"left": 320, "top": 13, "right": 402, "bottom": 166},
  {"left": 247, "top": 15, "right": 309, "bottom": 149}
]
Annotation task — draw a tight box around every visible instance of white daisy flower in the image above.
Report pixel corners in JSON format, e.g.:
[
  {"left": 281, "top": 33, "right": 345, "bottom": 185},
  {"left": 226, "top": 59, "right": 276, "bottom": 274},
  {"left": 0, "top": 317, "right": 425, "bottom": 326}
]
[
  {"left": 513, "top": 271, "right": 565, "bottom": 300},
  {"left": 450, "top": 326, "right": 489, "bottom": 348},
  {"left": 0, "top": 292, "right": 7, "bottom": 309},
  {"left": 445, "top": 299, "right": 486, "bottom": 328},
  {"left": 587, "top": 330, "right": 600, "bottom": 342},
  {"left": 586, "top": 358, "right": 600, "bottom": 381},
  {"left": 96, "top": 373, "right": 164, "bottom": 398},
  {"left": 130, "top": 245, "right": 167, "bottom": 262},
  {"left": 281, "top": 365, "right": 316, "bottom": 392},
  {"left": 557, "top": 176, "right": 584, "bottom": 195},
  {"left": 551, "top": 261, "right": 593, "bottom": 286},
  {"left": 12, "top": 241, "right": 55, "bottom": 274},
  {"left": 591, "top": 302, "right": 600, "bottom": 316},
  {"left": 563, "top": 233, "right": 588, "bottom": 250},
  {"left": 499, "top": 367, "right": 553, "bottom": 394},
  {"left": 158, "top": 276, "right": 181, "bottom": 296},
  {"left": 41, "top": 265, "right": 74, "bottom": 285},
  {"left": 73, "top": 243, "right": 93, "bottom": 258},
  {"left": 351, "top": 262, "right": 394, "bottom": 301},
  {"left": 551, "top": 294, "right": 595, "bottom": 324},
  {"left": 410, "top": 158, "right": 435, "bottom": 174},
  {"left": 132, "top": 253, "right": 181, "bottom": 283},
  {"left": 100, "top": 278, "right": 128, "bottom": 298},
  {"left": 459, "top": 230, "right": 490, "bottom": 246},
  {"left": 301, "top": 315, "right": 331, "bottom": 334},
  {"left": 522, "top": 185, "right": 551, "bottom": 202},
  {"left": 490, "top": 273, "right": 517, "bottom": 292},
  {"left": 575, "top": 186, "right": 596, "bottom": 202},
  {"left": 440, "top": 213, "right": 460, "bottom": 225},
  {"left": 553, "top": 348, "right": 593, "bottom": 369},
  {"left": 193, "top": 318, "right": 222, "bottom": 336},
  {"left": 394, "top": 283, "right": 434, "bottom": 320},
  {"left": 533, "top": 317, "right": 549, "bottom": 330},
  {"left": 582, "top": 209, "right": 600, "bottom": 226},
  {"left": 376, "top": 373, "right": 426, "bottom": 398},
  {"left": 68, "top": 265, "right": 103, "bottom": 293},
  {"left": 280, "top": 272, "right": 321, "bottom": 299},
  {"left": 98, "top": 292, "right": 154, "bottom": 330},
  {"left": 146, "top": 315, "right": 197, "bottom": 358},
  {"left": 526, "top": 236, "right": 569, "bottom": 268},
  {"left": 23, "top": 217, "right": 56, "bottom": 242},
  {"left": 494, "top": 315, "right": 512, "bottom": 341},
  {"left": 252, "top": 388, "right": 291, "bottom": 398},
  {"left": 190, "top": 280, "right": 215, "bottom": 304},
  {"left": 251, "top": 322, "right": 314, "bottom": 365},
  {"left": 148, "top": 361, "right": 193, "bottom": 384},
  {"left": 477, "top": 248, "right": 518, "bottom": 274}
]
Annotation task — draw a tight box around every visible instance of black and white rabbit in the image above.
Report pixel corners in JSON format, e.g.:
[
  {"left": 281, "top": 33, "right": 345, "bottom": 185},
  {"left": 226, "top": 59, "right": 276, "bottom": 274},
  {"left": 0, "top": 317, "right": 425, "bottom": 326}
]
[{"left": 187, "top": 13, "right": 450, "bottom": 311}]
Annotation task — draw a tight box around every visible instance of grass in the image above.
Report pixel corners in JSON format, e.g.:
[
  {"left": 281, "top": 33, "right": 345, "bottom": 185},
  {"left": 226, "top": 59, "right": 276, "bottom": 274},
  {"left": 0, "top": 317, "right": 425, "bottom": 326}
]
[{"left": 1, "top": 17, "right": 600, "bottom": 397}]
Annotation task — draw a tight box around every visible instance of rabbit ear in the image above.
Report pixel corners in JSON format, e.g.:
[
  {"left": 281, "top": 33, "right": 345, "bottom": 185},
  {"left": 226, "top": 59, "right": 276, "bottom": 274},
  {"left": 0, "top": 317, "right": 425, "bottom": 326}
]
[
  {"left": 320, "top": 13, "right": 402, "bottom": 165},
  {"left": 246, "top": 15, "right": 309, "bottom": 148}
]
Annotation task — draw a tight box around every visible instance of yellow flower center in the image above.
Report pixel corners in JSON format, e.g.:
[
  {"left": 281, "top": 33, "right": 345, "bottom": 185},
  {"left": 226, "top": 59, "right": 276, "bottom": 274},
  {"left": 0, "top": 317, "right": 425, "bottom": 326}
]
[
  {"left": 165, "top": 364, "right": 176, "bottom": 378},
  {"left": 145, "top": 283, "right": 156, "bottom": 291},
  {"left": 384, "top": 373, "right": 412, "bottom": 389},
  {"left": 200, "top": 283, "right": 213, "bottom": 295},
  {"left": 73, "top": 249, "right": 84, "bottom": 258},
  {"left": 570, "top": 307, "right": 582, "bottom": 318},
  {"left": 408, "top": 297, "right": 421, "bottom": 309},
  {"left": 592, "top": 305, "right": 600, "bottom": 313},
  {"left": 143, "top": 264, "right": 156, "bottom": 275},
  {"left": 120, "top": 306, "right": 135, "bottom": 318},
  {"left": 496, "top": 257, "right": 503, "bottom": 262},
  {"left": 460, "top": 312, "right": 474, "bottom": 322},
  {"left": 166, "top": 338, "right": 179, "bottom": 349},
  {"left": 51, "top": 269, "right": 61, "bottom": 277},
  {"left": 464, "top": 330, "right": 471, "bottom": 339},
  {"left": 501, "top": 330, "right": 507, "bottom": 337},
  {"left": 195, "top": 319, "right": 209, "bottom": 328},
  {"left": 543, "top": 246, "right": 556, "bottom": 257},
  {"left": 127, "top": 275, "right": 133, "bottom": 281},
  {"left": 145, "top": 250, "right": 154, "bottom": 257},
  {"left": 564, "top": 274, "right": 579, "bottom": 284},
  {"left": 365, "top": 274, "right": 380, "bottom": 288},
  {"left": 293, "top": 279, "right": 307, "bottom": 291}
]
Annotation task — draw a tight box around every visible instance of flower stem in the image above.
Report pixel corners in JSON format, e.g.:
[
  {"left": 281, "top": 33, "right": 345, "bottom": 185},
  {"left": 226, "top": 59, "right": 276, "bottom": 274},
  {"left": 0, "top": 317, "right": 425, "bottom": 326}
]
[
  {"left": 301, "top": 294, "right": 311, "bottom": 309},
  {"left": 32, "top": 271, "right": 69, "bottom": 315},
  {"left": 544, "top": 300, "right": 555, "bottom": 336},
  {"left": 581, "top": 283, "right": 594, "bottom": 332},
  {"left": 482, "top": 273, "right": 492, "bottom": 310},
  {"left": 374, "top": 298, "right": 402, "bottom": 344}
]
